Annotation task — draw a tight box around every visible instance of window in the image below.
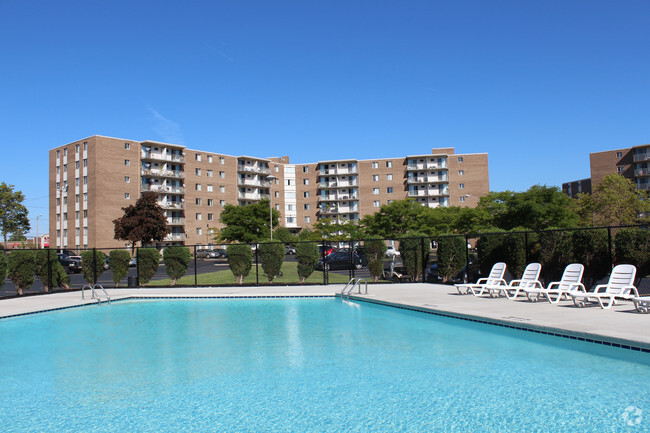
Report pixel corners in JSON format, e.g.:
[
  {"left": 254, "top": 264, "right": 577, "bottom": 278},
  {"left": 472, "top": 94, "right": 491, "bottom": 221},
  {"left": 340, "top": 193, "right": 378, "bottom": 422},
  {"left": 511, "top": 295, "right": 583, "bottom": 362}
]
[
  {"left": 75, "top": 178, "right": 79, "bottom": 187},
  {"left": 458, "top": 170, "right": 464, "bottom": 175},
  {"left": 387, "top": 187, "right": 393, "bottom": 193},
  {"left": 372, "top": 175, "right": 379, "bottom": 181},
  {"left": 373, "top": 188, "right": 380, "bottom": 194},
  {"left": 125, "top": 143, "right": 130, "bottom": 150},
  {"left": 124, "top": 159, "right": 130, "bottom": 166},
  {"left": 373, "top": 201, "right": 380, "bottom": 207},
  {"left": 63, "top": 164, "right": 67, "bottom": 172},
  {"left": 63, "top": 148, "right": 67, "bottom": 157},
  {"left": 219, "top": 157, "right": 225, "bottom": 165},
  {"left": 286, "top": 204, "right": 295, "bottom": 211},
  {"left": 220, "top": 200, "right": 226, "bottom": 206},
  {"left": 196, "top": 184, "right": 202, "bottom": 191},
  {"left": 196, "top": 213, "right": 202, "bottom": 221},
  {"left": 207, "top": 170, "right": 213, "bottom": 177},
  {"left": 303, "top": 166, "right": 309, "bottom": 173},
  {"left": 219, "top": 171, "right": 225, "bottom": 178},
  {"left": 275, "top": 191, "right": 280, "bottom": 198},
  {"left": 459, "top": 183, "right": 465, "bottom": 189},
  {"left": 83, "top": 159, "right": 87, "bottom": 167},
  {"left": 75, "top": 194, "right": 79, "bottom": 203},
  {"left": 56, "top": 150, "right": 61, "bottom": 158},
  {"left": 207, "top": 155, "right": 213, "bottom": 163},
  {"left": 196, "top": 154, "right": 202, "bottom": 161},
  {"left": 219, "top": 186, "right": 226, "bottom": 193},
  {"left": 286, "top": 179, "right": 295, "bottom": 186},
  {"left": 457, "top": 157, "right": 463, "bottom": 163},
  {"left": 56, "top": 166, "right": 60, "bottom": 175},
  {"left": 195, "top": 168, "right": 202, "bottom": 176},
  {"left": 75, "top": 211, "right": 79, "bottom": 220},
  {"left": 286, "top": 217, "right": 295, "bottom": 224},
  {"left": 386, "top": 161, "right": 392, "bottom": 168},
  {"left": 207, "top": 213, "right": 214, "bottom": 221},
  {"left": 617, "top": 166, "right": 623, "bottom": 173},
  {"left": 196, "top": 198, "right": 202, "bottom": 205},
  {"left": 196, "top": 228, "right": 202, "bottom": 235},
  {"left": 207, "top": 185, "right": 213, "bottom": 192},
  {"left": 616, "top": 152, "right": 623, "bottom": 158},
  {"left": 124, "top": 193, "right": 130, "bottom": 199},
  {"left": 386, "top": 174, "right": 393, "bottom": 181},
  {"left": 83, "top": 210, "right": 87, "bottom": 218},
  {"left": 83, "top": 142, "right": 87, "bottom": 151},
  {"left": 124, "top": 176, "right": 130, "bottom": 183},
  {"left": 304, "top": 191, "right": 310, "bottom": 198},
  {"left": 274, "top": 166, "right": 279, "bottom": 172},
  {"left": 207, "top": 199, "right": 214, "bottom": 206},
  {"left": 304, "top": 204, "right": 310, "bottom": 210},
  {"left": 460, "top": 196, "right": 466, "bottom": 202},
  {"left": 372, "top": 162, "right": 379, "bottom": 169},
  {"left": 304, "top": 216, "right": 311, "bottom": 223},
  {"left": 83, "top": 193, "right": 87, "bottom": 201},
  {"left": 75, "top": 161, "right": 80, "bottom": 169},
  {"left": 303, "top": 179, "right": 309, "bottom": 185}
]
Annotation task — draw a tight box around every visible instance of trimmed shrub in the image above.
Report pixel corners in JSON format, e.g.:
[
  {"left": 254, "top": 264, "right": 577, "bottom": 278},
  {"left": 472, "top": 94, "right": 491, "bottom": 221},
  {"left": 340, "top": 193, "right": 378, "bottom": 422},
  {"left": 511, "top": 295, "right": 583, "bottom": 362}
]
[
  {"left": 163, "top": 246, "right": 192, "bottom": 286},
  {"left": 436, "top": 236, "right": 466, "bottom": 282},
  {"left": 227, "top": 244, "right": 253, "bottom": 285},
  {"left": 398, "top": 232, "right": 430, "bottom": 282},
  {"left": 109, "top": 250, "right": 131, "bottom": 287},
  {"left": 571, "top": 229, "right": 609, "bottom": 288},
  {"left": 476, "top": 231, "right": 526, "bottom": 279},
  {"left": 81, "top": 250, "right": 107, "bottom": 285},
  {"left": 7, "top": 250, "right": 35, "bottom": 295},
  {"left": 364, "top": 237, "right": 387, "bottom": 283},
  {"left": 137, "top": 248, "right": 161, "bottom": 284},
  {"left": 614, "top": 228, "right": 650, "bottom": 279},
  {"left": 296, "top": 242, "right": 319, "bottom": 284},
  {"left": 533, "top": 230, "right": 573, "bottom": 284},
  {"left": 258, "top": 240, "right": 285, "bottom": 283},
  {"left": 35, "top": 250, "right": 70, "bottom": 292},
  {"left": 0, "top": 252, "right": 7, "bottom": 283}
]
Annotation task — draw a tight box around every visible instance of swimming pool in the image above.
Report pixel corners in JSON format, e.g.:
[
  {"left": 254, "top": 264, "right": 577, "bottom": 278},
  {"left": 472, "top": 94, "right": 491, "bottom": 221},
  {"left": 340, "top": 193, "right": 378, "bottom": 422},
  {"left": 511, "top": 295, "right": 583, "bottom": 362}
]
[{"left": 0, "top": 298, "right": 648, "bottom": 431}]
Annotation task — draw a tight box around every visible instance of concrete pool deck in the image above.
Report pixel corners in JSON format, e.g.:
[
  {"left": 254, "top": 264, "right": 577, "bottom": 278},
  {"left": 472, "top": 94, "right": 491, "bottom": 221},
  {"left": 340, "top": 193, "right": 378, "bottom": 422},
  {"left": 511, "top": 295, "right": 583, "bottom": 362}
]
[{"left": 1, "top": 283, "right": 648, "bottom": 351}]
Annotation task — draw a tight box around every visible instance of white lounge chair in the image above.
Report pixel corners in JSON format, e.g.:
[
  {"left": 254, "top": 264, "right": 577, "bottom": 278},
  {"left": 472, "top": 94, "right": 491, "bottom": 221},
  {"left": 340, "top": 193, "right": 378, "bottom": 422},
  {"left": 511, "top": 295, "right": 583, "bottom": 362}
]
[
  {"left": 570, "top": 264, "right": 639, "bottom": 309},
  {"left": 524, "top": 263, "right": 585, "bottom": 303},
  {"left": 454, "top": 262, "right": 507, "bottom": 295},
  {"left": 483, "top": 263, "right": 542, "bottom": 299},
  {"left": 632, "top": 296, "right": 650, "bottom": 314}
]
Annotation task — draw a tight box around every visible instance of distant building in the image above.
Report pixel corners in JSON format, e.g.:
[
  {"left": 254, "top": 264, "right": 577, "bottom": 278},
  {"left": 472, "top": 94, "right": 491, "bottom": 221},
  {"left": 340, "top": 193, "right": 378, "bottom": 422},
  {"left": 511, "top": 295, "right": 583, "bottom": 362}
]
[
  {"left": 49, "top": 136, "right": 490, "bottom": 250},
  {"left": 563, "top": 144, "right": 649, "bottom": 196}
]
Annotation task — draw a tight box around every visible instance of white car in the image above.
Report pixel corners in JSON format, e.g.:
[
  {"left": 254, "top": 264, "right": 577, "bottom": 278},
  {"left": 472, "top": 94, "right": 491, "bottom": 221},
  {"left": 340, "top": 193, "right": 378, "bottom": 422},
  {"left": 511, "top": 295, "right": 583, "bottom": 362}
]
[{"left": 386, "top": 246, "right": 400, "bottom": 257}]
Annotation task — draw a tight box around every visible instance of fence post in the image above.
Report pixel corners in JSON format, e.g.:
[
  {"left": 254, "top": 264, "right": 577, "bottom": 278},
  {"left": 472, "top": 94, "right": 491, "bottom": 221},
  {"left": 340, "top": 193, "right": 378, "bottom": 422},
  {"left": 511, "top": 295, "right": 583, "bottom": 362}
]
[
  {"left": 47, "top": 249, "right": 52, "bottom": 290},
  {"left": 92, "top": 247, "right": 97, "bottom": 285},
  {"left": 255, "top": 243, "right": 259, "bottom": 286},
  {"left": 464, "top": 235, "right": 470, "bottom": 283},
  {"left": 194, "top": 245, "right": 198, "bottom": 287},
  {"left": 524, "top": 232, "right": 529, "bottom": 264},
  {"left": 421, "top": 237, "right": 426, "bottom": 284},
  {"left": 349, "top": 240, "right": 353, "bottom": 281},
  {"left": 136, "top": 247, "right": 140, "bottom": 287},
  {"left": 607, "top": 227, "right": 613, "bottom": 270}
]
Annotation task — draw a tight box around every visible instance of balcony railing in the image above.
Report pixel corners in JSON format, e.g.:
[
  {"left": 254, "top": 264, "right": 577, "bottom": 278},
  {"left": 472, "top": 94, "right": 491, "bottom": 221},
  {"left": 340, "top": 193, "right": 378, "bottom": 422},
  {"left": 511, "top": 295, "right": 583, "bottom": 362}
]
[
  {"left": 406, "top": 162, "right": 448, "bottom": 171},
  {"left": 141, "top": 151, "right": 185, "bottom": 163},
  {"left": 160, "top": 202, "right": 185, "bottom": 209},
  {"left": 167, "top": 217, "right": 185, "bottom": 225},
  {"left": 141, "top": 169, "right": 185, "bottom": 178},
  {"left": 319, "top": 167, "right": 358, "bottom": 175},
  {"left": 318, "top": 181, "right": 358, "bottom": 189},
  {"left": 407, "top": 177, "right": 448, "bottom": 184},
  {"left": 318, "top": 194, "right": 358, "bottom": 201},
  {"left": 238, "top": 193, "right": 270, "bottom": 200},
  {"left": 633, "top": 153, "right": 649, "bottom": 162},
  {"left": 634, "top": 168, "right": 649, "bottom": 177},
  {"left": 142, "top": 184, "right": 186, "bottom": 194},
  {"left": 164, "top": 233, "right": 187, "bottom": 241},
  {"left": 237, "top": 165, "right": 271, "bottom": 175},
  {"left": 408, "top": 188, "right": 449, "bottom": 197},
  {"left": 237, "top": 178, "right": 271, "bottom": 187}
]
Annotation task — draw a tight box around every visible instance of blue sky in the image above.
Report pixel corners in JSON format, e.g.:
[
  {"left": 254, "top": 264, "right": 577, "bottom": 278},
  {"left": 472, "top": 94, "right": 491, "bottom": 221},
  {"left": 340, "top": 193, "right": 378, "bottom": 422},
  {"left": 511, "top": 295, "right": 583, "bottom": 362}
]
[{"left": 1, "top": 0, "right": 649, "bottom": 236}]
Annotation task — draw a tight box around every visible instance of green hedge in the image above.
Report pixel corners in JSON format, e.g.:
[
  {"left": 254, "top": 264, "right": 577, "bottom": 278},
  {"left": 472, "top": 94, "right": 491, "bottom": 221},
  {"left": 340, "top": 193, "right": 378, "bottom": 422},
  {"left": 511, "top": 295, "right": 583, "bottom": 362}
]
[
  {"left": 296, "top": 242, "right": 319, "bottom": 284},
  {"left": 615, "top": 228, "right": 649, "bottom": 278},
  {"left": 258, "top": 241, "right": 285, "bottom": 283},
  {"left": 398, "top": 233, "right": 429, "bottom": 282},
  {"left": 35, "top": 250, "right": 70, "bottom": 292},
  {"left": 163, "top": 246, "right": 191, "bottom": 286},
  {"left": 8, "top": 250, "right": 35, "bottom": 295},
  {"left": 137, "top": 248, "right": 161, "bottom": 284},
  {"left": 436, "top": 236, "right": 466, "bottom": 282},
  {"left": 364, "top": 237, "right": 387, "bottom": 283},
  {"left": 227, "top": 244, "right": 253, "bottom": 285},
  {"left": 109, "top": 250, "right": 131, "bottom": 286},
  {"left": 81, "top": 250, "right": 107, "bottom": 285}
]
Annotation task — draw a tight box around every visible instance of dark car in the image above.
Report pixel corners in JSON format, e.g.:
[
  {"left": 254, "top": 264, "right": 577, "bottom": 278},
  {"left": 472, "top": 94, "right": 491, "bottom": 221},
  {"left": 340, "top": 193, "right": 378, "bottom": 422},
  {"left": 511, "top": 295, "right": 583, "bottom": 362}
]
[
  {"left": 316, "top": 251, "right": 368, "bottom": 271},
  {"left": 58, "top": 254, "right": 82, "bottom": 273}
]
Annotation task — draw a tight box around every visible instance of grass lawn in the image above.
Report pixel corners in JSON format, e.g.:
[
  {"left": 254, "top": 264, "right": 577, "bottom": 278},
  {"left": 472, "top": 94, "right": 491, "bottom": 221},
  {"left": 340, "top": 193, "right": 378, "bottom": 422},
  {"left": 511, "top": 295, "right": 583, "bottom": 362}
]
[{"left": 148, "top": 261, "right": 352, "bottom": 286}]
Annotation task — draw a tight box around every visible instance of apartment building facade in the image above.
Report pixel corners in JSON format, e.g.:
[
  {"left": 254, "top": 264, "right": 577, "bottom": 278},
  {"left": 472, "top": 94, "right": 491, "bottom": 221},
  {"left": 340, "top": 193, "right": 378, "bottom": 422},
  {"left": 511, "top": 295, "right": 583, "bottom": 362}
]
[
  {"left": 49, "top": 136, "right": 489, "bottom": 250},
  {"left": 563, "top": 144, "right": 650, "bottom": 197}
]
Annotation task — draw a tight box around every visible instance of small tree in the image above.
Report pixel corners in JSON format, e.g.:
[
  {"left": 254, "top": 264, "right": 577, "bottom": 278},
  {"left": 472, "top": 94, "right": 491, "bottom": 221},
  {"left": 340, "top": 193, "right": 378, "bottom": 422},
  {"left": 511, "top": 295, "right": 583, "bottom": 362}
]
[
  {"left": 113, "top": 191, "right": 170, "bottom": 253},
  {"left": 398, "top": 232, "right": 430, "bottom": 282},
  {"left": 436, "top": 236, "right": 466, "bottom": 282},
  {"left": 0, "top": 183, "right": 31, "bottom": 245},
  {"left": 34, "top": 250, "right": 70, "bottom": 292},
  {"left": 227, "top": 244, "right": 253, "bottom": 285},
  {"left": 7, "top": 250, "right": 35, "bottom": 295},
  {"left": 81, "top": 250, "right": 107, "bottom": 285},
  {"left": 592, "top": 174, "right": 647, "bottom": 226},
  {"left": 614, "top": 228, "right": 650, "bottom": 279},
  {"left": 108, "top": 250, "right": 131, "bottom": 287},
  {"left": 296, "top": 242, "right": 319, "bottom": 283},
  {"left": 163, "top": 246, "right": 191, "bottom": 286},
  {"left": 137, "top": 248, "right": 161, "bottom": 284},
  {"left": 364, "top": 237, "right": 387, "bottom": 283},
  {"left": 258, "top": 240, "right": 285, "bottom": 283}
]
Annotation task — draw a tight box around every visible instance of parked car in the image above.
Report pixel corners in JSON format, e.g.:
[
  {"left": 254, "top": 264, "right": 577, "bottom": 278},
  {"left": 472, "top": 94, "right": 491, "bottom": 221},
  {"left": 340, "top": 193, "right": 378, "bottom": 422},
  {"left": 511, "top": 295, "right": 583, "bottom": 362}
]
[
  {"left": 58, "top": 254, "right": 82, "bottom": 273},
  {"left": 196, "top": 249, "right": 220, "bottom": 259},
  {"left": 57, "top": 249, "right": 81, "bottom": 260},
  {"left": 385, "top": 245, "right": 400, "bottom": 257},
  {"left": 316, "top": 251, "right": 368, "bottom": 271},
  {"left": 285, "top": 245, "right": 296, "bottom": 255},
  {"left": 318, "top": 245, "right": 335, "bottom": 256}
]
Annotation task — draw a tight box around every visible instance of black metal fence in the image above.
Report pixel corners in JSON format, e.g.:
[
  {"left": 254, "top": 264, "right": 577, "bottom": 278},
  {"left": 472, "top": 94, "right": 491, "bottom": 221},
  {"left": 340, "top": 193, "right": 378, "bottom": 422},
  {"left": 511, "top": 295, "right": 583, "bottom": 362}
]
[{"left": 1, "top": 225, "right": 648, "bottom": 298}]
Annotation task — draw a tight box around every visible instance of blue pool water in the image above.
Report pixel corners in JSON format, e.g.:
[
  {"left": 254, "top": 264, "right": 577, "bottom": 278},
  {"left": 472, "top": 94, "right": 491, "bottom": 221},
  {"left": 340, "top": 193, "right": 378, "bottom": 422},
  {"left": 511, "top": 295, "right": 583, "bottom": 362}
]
[{"left": 0, "top": 298, "right": 648, "bottom": 432}]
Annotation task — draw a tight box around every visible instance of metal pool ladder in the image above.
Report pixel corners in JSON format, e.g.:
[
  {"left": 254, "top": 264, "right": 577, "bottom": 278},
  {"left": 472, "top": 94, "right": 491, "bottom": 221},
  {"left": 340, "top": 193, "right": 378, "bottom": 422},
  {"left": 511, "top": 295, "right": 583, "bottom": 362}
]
[
  {"left": 81, "top": 284, "right": 111, "bottom": 305},
  {"left": 341, "top": 278, "right": 368, "bottom": 300}
]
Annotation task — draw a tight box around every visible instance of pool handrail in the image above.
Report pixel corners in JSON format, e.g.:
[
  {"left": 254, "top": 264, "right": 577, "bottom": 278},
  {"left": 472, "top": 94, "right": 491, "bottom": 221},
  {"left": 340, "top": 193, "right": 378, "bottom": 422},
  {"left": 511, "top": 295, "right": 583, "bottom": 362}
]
[
  {"left": 341, "top": 278, "right": 368, "bottom": 300},
  {"left": 81, "top": 283, "right": 111, "bottom": 304}
]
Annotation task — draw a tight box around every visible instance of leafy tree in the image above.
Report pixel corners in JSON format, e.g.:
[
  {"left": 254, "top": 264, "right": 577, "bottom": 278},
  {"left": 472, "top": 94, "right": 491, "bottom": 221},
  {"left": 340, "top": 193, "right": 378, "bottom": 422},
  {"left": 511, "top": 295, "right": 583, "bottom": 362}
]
[
  {"left": 108, "top": 250, "right": 131, "bottom": 286},
  {"left": 163, "top": 246, "right": 191, "bottom": 286},
  {"left": 258, "top": 240, "right": 284, "bottom": 283},
  {"left": 7, "top": 250, "right": 35, "bottom": 295},
  {"left": 137, "top": 248, "right": 161, "bottom": 284},
  {"left": 0, "top": 183, "right": 30, "bottom": 245},
  {"left": 398, "top": 232, "right": 430, "bottom": 281},
  {"left": 81, "top": 250, "right": 107, "bottom": 285},
  {"left": 572, "top": 193, "right": 595, "bottom": 227},
  {"left": 113, "top": 191, "right": 170, "bottom": 252},
  {"left": 571, "top": 229, "right": 609, "bottom": 288},
  {"left": 219, "top": 199, "right": 279, "bottom": 243},
  {"left": 34, "top": 249, "right": 70, "bottom": 292},
  {"left": 9, "top": 232, "right": 26, "bottom": 241},
  {"left": 532, "top": 230, "right": 573, "bottom": 284},
  {"left": 272, "top": 227, "right": 294, "bottom": 244},
  {"left": 363, "top": 237, "right": 387, "bottom": 282},
  {"left": 295, "top": 242, "right": 319, "bottom": 283},
  {"left": 614, "top": 228, "right": 650, "bottom": 278},
  {"left": 361, "top": 199, "right": 426, "bottom": 238},
  {"left": 312, "top": 218, "right": 363, "bottom": 241},
  {"left": 436, "top": 236, "right": 466, "bottom": 282},
  {"left": 592, "top": 174, "right": 648, "bottom": 226},
  {"left": 226, "top": 244, "right": 253, "bottom": 284},
  {"left": 476, "top": 231, "right": 527, "bottom": 279}
]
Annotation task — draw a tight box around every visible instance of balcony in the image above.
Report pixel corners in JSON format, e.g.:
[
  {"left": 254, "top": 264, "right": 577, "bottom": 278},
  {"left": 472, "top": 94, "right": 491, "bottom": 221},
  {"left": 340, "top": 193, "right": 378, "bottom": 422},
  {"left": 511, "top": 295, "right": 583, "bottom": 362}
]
[
  {"left": 407, "top": 176, "right": 448, "bottom": 184},
  {"left": 167, "top": 217, "right": 185, "bottom": 225},
  {"left": 141, "top": 169, "right": 185, "bottom": 179},
  {"left": 634, "top": 153, "right": 649, "bottom": 162},
  {"left": 318, "top": 193, "right": 358, "bottom": 201},
  {"left": 318, "top": 167, "right": 358, "bottom": 175},
  {"left": 408, "top": 188, "right": 449, "bottom": 197},
  {"left": 164, "top": 233, "right": 187, "bottom": 241},
  {"left": 160, "top": 202, "right": 185, "bottom": 210},
  {"left": 237, "top": 165, "right": 270, "bottom": 175},
  {"left": 238, "top": 192, "right": 269, "bottom": 201},
  {"left": 141, "top": 151, "right": 185, "bottom": 163},
  {"left": 142, "top": 184, "right": 186, "bottom": 194},
  {"left": 318, "top": 180, "right": 358, "bottom": 189},
  {"left": 237, "top": 178, "right": 271, "bottom": 187},
  {"left": 406, "top": 162, "right": 448, "bottom": 171},
  {"left": 635, "top": 168, "right": 649, "bottom": 177}
]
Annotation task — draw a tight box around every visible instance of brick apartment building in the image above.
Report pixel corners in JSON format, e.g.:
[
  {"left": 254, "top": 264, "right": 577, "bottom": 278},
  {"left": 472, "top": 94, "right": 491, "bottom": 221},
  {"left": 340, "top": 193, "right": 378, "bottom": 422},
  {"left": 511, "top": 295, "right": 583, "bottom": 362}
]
[
  {"left": 563, "top": 144, "right": 650, "bottom": 197},
  {"left": 49, "top": 135, "right": 489, "bottom": 250}
]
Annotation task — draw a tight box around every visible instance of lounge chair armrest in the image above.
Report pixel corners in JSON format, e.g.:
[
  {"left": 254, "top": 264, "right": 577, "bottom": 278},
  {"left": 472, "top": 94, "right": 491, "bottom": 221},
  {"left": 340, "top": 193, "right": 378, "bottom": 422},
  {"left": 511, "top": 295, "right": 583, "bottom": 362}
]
[
  {"left": 475, "top": 278, "right": 488, "bottom": 285},
  {"left": 593, "top": 284, "right": 607, "bottom": 293},
  {"left": 569, "top": 283, "right": 586, "bottom": 292}
]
